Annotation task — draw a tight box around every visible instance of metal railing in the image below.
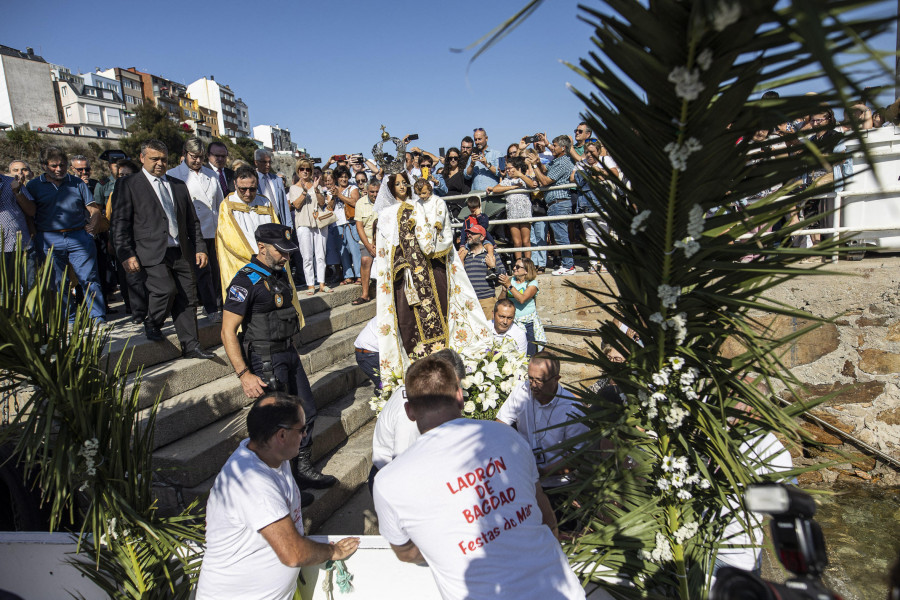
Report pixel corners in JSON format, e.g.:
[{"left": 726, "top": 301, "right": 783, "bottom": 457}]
[{"left": 442, "top": 183, "right": 900, "bottom": 259}]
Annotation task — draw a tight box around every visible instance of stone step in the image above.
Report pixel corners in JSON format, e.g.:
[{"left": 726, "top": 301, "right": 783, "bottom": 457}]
[
  {"left": 154, "top": 380, "right": 376, "bottom": 491},
  {"left": 104, "top": 284, "right": 364, "bottom": 376},
  {"left": 312, "top": 482, "right": 380, "bottom": 536},
  {"left": 144, "top": 355, "right": 366, "bottom": 450},
  {"left": 130, "top": 298, "right": 372, "bottom": 409}
]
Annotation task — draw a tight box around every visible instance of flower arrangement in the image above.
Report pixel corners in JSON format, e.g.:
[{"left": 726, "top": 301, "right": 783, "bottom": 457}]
[
  {"left": 459, "top": 336, "right": 528, "bottom": 420},
  {"left": 369, "top": 336, "right": 527, "bottom": 420}
]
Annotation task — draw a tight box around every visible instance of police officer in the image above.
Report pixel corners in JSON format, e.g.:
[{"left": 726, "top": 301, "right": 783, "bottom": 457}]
[{"left": 221, "top": 223, "right": 337, "bottom": 507}]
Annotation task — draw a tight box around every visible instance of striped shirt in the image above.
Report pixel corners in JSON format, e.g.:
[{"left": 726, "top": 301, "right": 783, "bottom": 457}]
[
  {"left": 545, "top": 155, "right": 574, "bottom": 205},
  {"left": 463, "top": 249, "right": 506, "bottom": 300},
  {"left": 0, "top": 175, "right": 32, "bottom": 252}
]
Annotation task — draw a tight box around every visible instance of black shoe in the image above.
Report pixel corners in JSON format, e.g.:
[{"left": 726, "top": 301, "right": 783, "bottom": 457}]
[
  {"left": 130, "top": 314, "right": 146, "bottom": 325},
  {"left": 144, "top": 321, "right": 164, "bottom": 342},
  {"left": 300, "top": 489, "right": 314, "bottom": 508},
  {"left": 182, "top": 347, "right": 216, "bottom": 360},
  {"left": 293, "top": 449, "right": 337, "bottom": 489}
]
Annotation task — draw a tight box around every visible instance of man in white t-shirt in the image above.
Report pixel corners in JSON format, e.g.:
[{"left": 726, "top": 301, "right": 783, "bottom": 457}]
[
  {"left": 354, "top": 317, "right": 380, "bottom": 389},
  {"left": 489, "top": 298, "right": 528, "bottom": 354},
  {"left": 197, "top": 392, "right": 359, "bottom": 600},
  {"left": 496, "top": 352, "right": 589, "bottom": 488},
  {"left": 369, "top": 349, "right": 465, "bottom": 493},
  {"left": 373, "top": 353, "right": 585, "bottom": 600}
]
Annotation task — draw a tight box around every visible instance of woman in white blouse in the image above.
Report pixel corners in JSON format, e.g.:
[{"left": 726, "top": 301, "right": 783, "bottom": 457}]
[{"left": 289, "top": 158, "right": 334, "bottom": 295}]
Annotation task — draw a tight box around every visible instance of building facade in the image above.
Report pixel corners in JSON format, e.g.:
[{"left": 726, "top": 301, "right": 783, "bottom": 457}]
[
  {"left": 56, "top": 78, "right": 127, "bottom": 138},
  {"left": 253, "top": 124, "right": 293, "bottom": 152},
  {"left": 98, "top": 67, "right": 144, "bottom": 116},
  {"left": 187, "top": 76, "right": 250, "bottom": 139},
  {"left": 0, "top": 45, "right": 59, "bottom": 130}
]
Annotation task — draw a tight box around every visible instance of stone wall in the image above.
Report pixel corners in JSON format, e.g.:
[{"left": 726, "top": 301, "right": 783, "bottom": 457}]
[{"left": 535, "top": 259, "right": 900, "bottom": 485}]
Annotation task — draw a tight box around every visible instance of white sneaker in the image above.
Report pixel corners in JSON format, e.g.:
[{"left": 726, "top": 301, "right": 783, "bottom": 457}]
[{"left": 552, "top": 266, "right": 576, "bottom": 276}]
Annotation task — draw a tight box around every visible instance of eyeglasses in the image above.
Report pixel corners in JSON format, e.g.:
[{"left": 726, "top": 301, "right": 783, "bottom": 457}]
[
  {"left": 75, "top": 167, "right": 92, "bottom": 173},
  {"left": 528, "top": 375, "right": 558, "bottom": 385},
  {"left": 298, "top": 167, "right": 311, "bottom": 172},
  {"left": 279, "top": 424, "right": 309, "bottom": 437},
  {"left": 447, "top": 156, "right": 459, "bottom": 161}
]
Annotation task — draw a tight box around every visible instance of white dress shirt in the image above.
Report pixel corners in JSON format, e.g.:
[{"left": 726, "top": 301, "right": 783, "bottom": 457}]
[
  {"left": 489, "top": 319, "right": 528, "bottom": 353},
  {"left": 142, "top": 168, "right": 178, "bottom": 247},
  {"left": 168, "top": 162, "right": 223, "bottom": 239}
]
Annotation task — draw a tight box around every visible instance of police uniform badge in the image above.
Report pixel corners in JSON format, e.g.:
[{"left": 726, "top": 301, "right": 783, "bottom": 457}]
[
  {"left": 274, "top": 292, "right": 284, "bottom": 307},
  {"left": 285, "top": 230, "right": 291, "bottom": 240}
]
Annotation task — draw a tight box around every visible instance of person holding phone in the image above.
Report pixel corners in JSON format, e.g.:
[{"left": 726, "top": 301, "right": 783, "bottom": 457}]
[
  {"left": 487, "top": 157, "right": 536, "bottom": 260},
  {"left": 498, "top": 257, "right": 545, "bottom": 356},
  {"left": 464, "top": 128, "right": 500, "bottom": 191},
  {"left": 289, "top": 158, "right": 332, "bottom": 295}
]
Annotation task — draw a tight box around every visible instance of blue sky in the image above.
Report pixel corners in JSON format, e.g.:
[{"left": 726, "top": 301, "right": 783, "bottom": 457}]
[{"left": 2, "top": 0, "right": 896, "bottom": 161}]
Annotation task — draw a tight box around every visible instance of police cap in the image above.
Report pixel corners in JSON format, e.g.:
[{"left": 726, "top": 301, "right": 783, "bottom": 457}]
[{"left": 255, "top": 223, "right": 299, "bottom": 253}]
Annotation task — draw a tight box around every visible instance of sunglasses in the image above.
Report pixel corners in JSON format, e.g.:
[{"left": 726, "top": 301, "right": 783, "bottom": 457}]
[
  {"left": 75, "top": 167, "right": 92, "bottom": 173},
  {"left": 473, "top": 128, "right": 485, "bottom": 133},
  {"left": 237, "top": 186, "right": 256, "bottom": 193},
  {"left": 298, "top": 167, "right": 311, "bottom": 172},
  {"left": 575, "top": 129, "right": 586, "bottom": 134}
]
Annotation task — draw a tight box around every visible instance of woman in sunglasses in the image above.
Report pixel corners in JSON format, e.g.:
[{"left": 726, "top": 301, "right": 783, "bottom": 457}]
[
  {"left": 289, "top": 159, "right": 333, "bottom": 295},
  {"left": 498, "top": 257, "right": 545, "bottom": 356},
  {"left": 441, "top": 147, "right": 470, "bottom": 197}
]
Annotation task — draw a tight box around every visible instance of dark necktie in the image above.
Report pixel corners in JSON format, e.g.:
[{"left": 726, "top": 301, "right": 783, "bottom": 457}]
[{"left": 218, "top": 169, "right": 228, "bottom": 194}]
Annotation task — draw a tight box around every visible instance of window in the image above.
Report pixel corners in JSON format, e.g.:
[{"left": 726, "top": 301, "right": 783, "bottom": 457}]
[
  {"left": 64, "top": 106, "right": 72, "bottom": 118},
  {"left": 107, "top": 108, "right": 122, "bottom": 127},
  {"left": 86, "top": 105, "right": 102, "bottom": 123},
  {"left": 61, "top": 86, "right": 67, "bottom": 97}
]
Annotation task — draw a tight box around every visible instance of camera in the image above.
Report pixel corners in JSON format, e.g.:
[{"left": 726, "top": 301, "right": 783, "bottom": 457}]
[
  {"left": 524, "top": 134, "right": 541, "bottom": 143},
  {"left": 485, "top": 267, "right": 500, "bottom": 287},
  {"left": 333, "top": 154, "right": 347, "bottom": 162},
  {"left": 711, "top": 484, "right": 840, "bottom": 600}
]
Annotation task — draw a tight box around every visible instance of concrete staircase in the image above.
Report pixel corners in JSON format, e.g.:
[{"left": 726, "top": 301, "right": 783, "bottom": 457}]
[{"left": 105, "top": 285, "right": 376, "bottom": 533}]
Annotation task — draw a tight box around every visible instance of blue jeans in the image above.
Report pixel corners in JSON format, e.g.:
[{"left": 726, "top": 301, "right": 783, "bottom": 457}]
[
  {"left": 547, "top": 199, "right": 573, "bottom": 268},
  {"left": 36, "top": 229, "right": 106, "bottom": 321},
  {"left": 2, "top": 246, "right": 36, "bottom": 292},
  {"left": 530, "top": 221, "right": 547, "bottom": 267},
  {"left": 341, "top": 223, "right": 361, "bottom": 280}
]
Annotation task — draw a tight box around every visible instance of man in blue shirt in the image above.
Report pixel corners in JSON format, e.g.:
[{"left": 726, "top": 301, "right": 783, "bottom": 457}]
[
  {"left": 0, "top": 171, "right": 36, "bottom": 288},
  {"left": 24, "top": 146, "right": 106, "bottom": 321},
  {"left": 534, "top": 136, "right": 576, "bottom": 276},
  {"left": 464, "top": 128, "right": 501, "bottom": 191}
]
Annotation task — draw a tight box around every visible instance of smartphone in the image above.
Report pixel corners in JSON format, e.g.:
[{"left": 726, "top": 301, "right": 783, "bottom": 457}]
[
  {"left": 421, "top": 167, "right": 430, "bottom": 180},
  {"left": 498, "top": 157, "right": 507, "bottom": 172},
  {"left": 439, "top": 147, "right": 445, "bottom": 158},
  {"left": 334, "top": 154, "right": 347, "bottom": 162},
  {"left": 524, "top": 135, "right": 540, "bottom": 144},
  {"left": 407, "top": 134, "right": 419, "bottom": 141},
  {"left": 310, "top": 157, "right": 322, "bottom": 164}
]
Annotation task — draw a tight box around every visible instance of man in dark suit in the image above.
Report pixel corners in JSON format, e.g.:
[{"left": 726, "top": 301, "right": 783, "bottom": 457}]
[
  {"left": 207, "top": 141, "right": 235, "bottom": 196},
  {"left": 111, "top": 139, "right": 215, "bottom": 360}
]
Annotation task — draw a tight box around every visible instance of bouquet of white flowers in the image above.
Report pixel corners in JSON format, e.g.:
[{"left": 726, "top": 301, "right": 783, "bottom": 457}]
[
  {"left": 459, "top": 336, "right": 528, "bottom": 420},
  {"left": 369, "top": 337, "right": 527, "bottom": 420}
]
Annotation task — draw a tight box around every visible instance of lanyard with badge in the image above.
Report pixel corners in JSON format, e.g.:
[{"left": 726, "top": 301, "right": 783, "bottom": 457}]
[{"left": 529, "top": 392, "right": 558, "bottom": 466}]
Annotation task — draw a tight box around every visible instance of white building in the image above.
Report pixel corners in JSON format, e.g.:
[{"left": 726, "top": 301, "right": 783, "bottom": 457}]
[
  {"left": 253, "top": 124, "right": 293, "bottom": 152},
  {"left": 0, "top": 45, "right": 59, "bottom": 130},
  {"left": 187, "top": 76, "right": 250, "bottom": 139},
  {"left": 56, "top": 77, "right": 127, "bottom": 139}
]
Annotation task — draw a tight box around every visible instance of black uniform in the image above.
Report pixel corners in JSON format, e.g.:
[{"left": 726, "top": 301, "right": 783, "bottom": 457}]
[{"left": 224, "top": 256, "right": 316, "bottom": 449}]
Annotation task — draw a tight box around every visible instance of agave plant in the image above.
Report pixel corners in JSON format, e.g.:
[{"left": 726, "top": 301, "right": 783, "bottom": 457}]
[
  {"left": 0, "top": 248, "right": 204, "bottom": 599},
  {"left": 465, "top": 1, "right": 890, "bottom": 598}
]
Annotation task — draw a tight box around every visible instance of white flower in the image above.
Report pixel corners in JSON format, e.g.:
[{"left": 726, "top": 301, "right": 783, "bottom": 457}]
[
  {"left": 670, "top": 312, "right": 688, "bottom": 345},
  {"left": 482, "top": 361, "right": 500, "bottom": 379},
  {"left": 668, "top": 356, "right": 685, "bottom": 371},
  {"left": 460, "top": 376, "right": 474, "bottom": 389},
  {"left": 680, "top": 371, "right": 695, "bottom": 387},
  {"left": 661, "top": 456, "right": 676, "bottom": 472},
  {"left": 471, "top": 371, "right": 485, "bottom": 387},
  {"left": 668, "top": 66, "right": 705, "bottom": 101},
  {"left": 666, "top": 406, "right": 689, "bottom": 429},
  {"left": 483, "top": 390, "right": 499, "bottom": 410},
  {"left": 500, "top": 378, "right": 514, "bottom": 394},
  {"left": 674, "top": 238, "right": 701, "bottom": 258},
  {"left": 699, "top": 479, "right": 712, "bottom": 489},
  {"left": 697, "top": 48, "right": 713, "bottom": 71},
  {"left": 686, "top": 473, "right": 701, "bottom": 486},
  {"left": 638, "top": 390, "right": 650, "bottom": 406},
  {"left": 658, "top": 284, "right": 681, "bottom": 309},
  {"left": 501, "top": 361, "right": 516, "bottom": 376},
  {"left": 647, "top": 406, "right": 658, "bottom": 419},
  {"left": 676, "top": 489, "right": 692, "bottom": 501},
  {"left": 687, "top": 204, "right": 705, "bottom": 239},
  {"left": 664, "top": 137, "right": 703, "bottom": 171},
  {"left": 684, "top": 390, "right": 699, "bottom": 401},
  {"left": 712, "top": 1, "right": 741, "bottom": 31},
  {"left": 650, "top": 532, "right": 674, "bottom": 562},
  {"left": 652, "top": 370, "right": 670, "bottom": 387},
  {"left": 674, "top": 521, "right": 699, "bottom": 544},
  {"left": 673, "top": 456, "right": 689, "bottom": 472},
  {"left": 671, "top": 472, "right": 685, "bottom": 488},
  {"left": 630, "top": 210, "right": 651, "bottom": 235},
  {"left": 651, "top": 392, "right": 667, "bottom": 405},
  {"left": 463, "top": 401, "right": 476, "bottom": 414},
  {"left": 650, "top": 312, "right": 666, "bottom": 328},
  {"left": 657, "top": 477, "right": 672, "bottom": 491}
]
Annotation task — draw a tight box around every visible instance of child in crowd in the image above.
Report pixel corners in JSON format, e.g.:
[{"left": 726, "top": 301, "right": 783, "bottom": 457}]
[{"left": 458, "top": 196, "right": 496, "bottom": 260}]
